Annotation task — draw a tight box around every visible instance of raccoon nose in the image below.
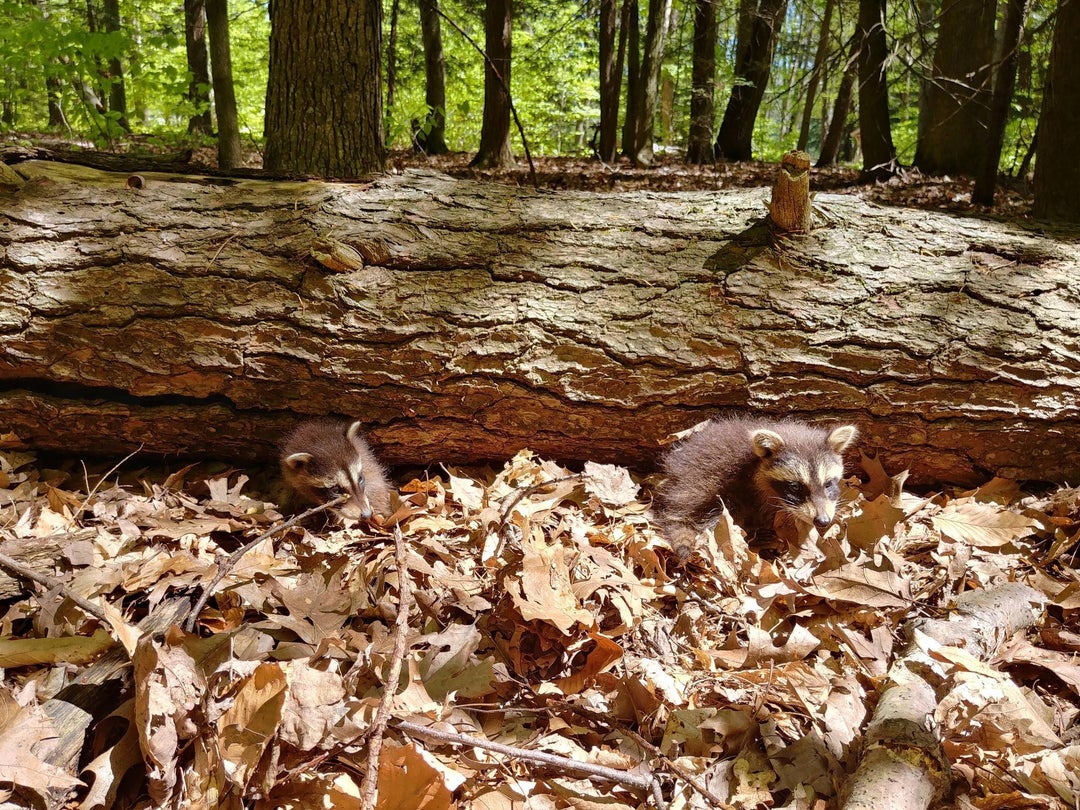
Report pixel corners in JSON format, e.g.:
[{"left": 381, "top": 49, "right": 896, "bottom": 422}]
[{"left": 813, "top": 515, "right": 832, "bottom": 530}]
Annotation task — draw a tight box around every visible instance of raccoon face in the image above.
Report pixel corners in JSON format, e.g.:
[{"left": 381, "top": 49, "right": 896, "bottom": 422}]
[
  {"left": 282, "top": 421, "right": 376, "bottom": 519},
  {"left": 751, "top": 425, "right": 858, "bottom": 531}
]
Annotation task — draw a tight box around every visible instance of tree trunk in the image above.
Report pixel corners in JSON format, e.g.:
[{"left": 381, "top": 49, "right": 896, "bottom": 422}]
[
  {"left": 418, "top": 0, "right": 449, "bottom": 155},
  {"left": 733, "top": 0, "right": 754, "bottom": 75},
  {"left": 972, "top": 0, "right": 1027, "bottom": 206},
  {"left": 598, "top": 0, "right": 621, "bottom": 163},
  {"left": 471, "top": 0, "right": 514, "bottom": 168},
  {"left": 264, "top": 0, "right": 384, "bottom": 177},
  {"left": 620, "top": 0, "right": 640, "bottom": 158},
  {"left": 47, "top": 76, "right": 65, "bottom": 129},
  {"left": 205, "top": 0, "right": 242, "bottom": 170},
  {"left": 83, "top": 0, "right": 106, "bottom": 118},
  {"left": 913, "top": 0, "right": 996, "bottom": 176},
  {"left": 184, "top": 0, "right": 213, "bottom": 135},
  {"left": 856, "top": 0, "right": 895, "bottom": 180},
  {"left": 1033, "top": 0, "right": 1080, "bottom": 222},
  {"left": 3, "top": 157, "right": 1080, "bottom": 488},
  {"left": 35, "top": 0, "right": 69, "bottom": 130},
  {"left": 797, "top": 0, "right": 834, "bottom": 152},
  {"left": 101, "top": 0, "right": 130, "bottom": 132},
  {"left": 817, "top": 35, "right": 858, "bottom": 167},
  {"left": 686, "top": 0, "right": 717, "bottom": 164},
  {"left": 714, "top": 0, "right": 789, "bottom": 161},
  {"left": 386, "top": 0, "right": 400, "bottom": 144},
  {"left": 630, "top": 0, "right": 673, "bottom": 166}
]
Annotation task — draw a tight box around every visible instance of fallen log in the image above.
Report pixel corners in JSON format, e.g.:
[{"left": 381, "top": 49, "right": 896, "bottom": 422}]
[
  {"left": 2, "top": 157, "right": 1080, "bottom": 485},
  {"left": 841, "top": 583, "right": 1046, "bottom": 810}
]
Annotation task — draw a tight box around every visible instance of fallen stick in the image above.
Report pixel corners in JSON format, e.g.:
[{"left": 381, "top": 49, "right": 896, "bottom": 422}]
[
  {"left": 0, "top": 540, "right": 110, "bottom": 624},
  {"left": 184, "top": 496, "right": 346, "bottom": 632},
  {"left": 360, "top": 524, "right": 413, "bottom": 810},
  {"left": 560, "top": 703, "right": 735, "bottom": 809},
  {"left": 396, "top": 719, "right": 666, "bottom": 808}
]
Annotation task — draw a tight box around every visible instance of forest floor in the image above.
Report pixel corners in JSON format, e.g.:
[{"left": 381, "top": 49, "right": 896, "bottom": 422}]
[
  {"left": 385, "top": 150, "right": 1037, "bottom": 220},
  {"left": 3, "top": 131, "right": 1037, "bottom": 219},
  {"left": 1, "top": 447, "right": 1077, "bottom": 808}
]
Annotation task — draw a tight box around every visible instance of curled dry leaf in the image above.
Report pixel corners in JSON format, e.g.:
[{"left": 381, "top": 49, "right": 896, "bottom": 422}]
[{"left": 0, "top": 688, "right": 82, "bottom": 800}]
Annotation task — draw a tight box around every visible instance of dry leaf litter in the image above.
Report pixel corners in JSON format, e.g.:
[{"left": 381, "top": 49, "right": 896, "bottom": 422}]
[{"left": 0, "top": 442, "right": 1078, "bottom": 810}]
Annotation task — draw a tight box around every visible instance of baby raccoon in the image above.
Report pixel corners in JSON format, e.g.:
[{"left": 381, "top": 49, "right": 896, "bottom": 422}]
[
  {"left": 280, "top": 419, "right": 392, "bottom": 521},
  {"left": 655, "top": 417, "right": 858, "bottom": 561}
]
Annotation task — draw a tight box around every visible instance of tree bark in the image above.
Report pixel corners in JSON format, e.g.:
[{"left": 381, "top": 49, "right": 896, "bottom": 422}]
[
  {"left": 471, "top": 0, "right": 514, "bottom": 168},
  {"left": 913, "top": 0, "right": 996, "bottom": 176},
  {"left": 418, "top": 0, "right": 449, "bottom": 155},
  {"left": 32, "top": 0, "right": 69, "bottom": 130},
  {"left": 630, "top": 0, "right": 673, "bottom": 166},
  {"left": 817, "top": 35, "right": 858, "bottom": 167},
  {"left": 686, "top": 0, "right": 717, "bottom": 164},
  {"left": 1033, "top": 0, "right": 1080, "bottom": 222},
  {"left": 386, "top": 0, "right": 400, "bottom": 144},
  {"left": 184, "top": 0, "right": 212, "bottom": 135},
  {"left": 714, "top": 0, "right": 789, "bottom": 161},
  {"left": 205, "top": 0, "right": 242, "bottom": 170},
  {"left": 101, "top": 0, "right": 130, "bottom": 132},
  {"left": 972, "top": 0, "right": 1027, "bottom": 206},
  {"left": 264, "top": 0, "right": 384, "bottom": 177},
  {"left": 3, "top": 159, "right": 1080, "bottom": 487},
  {"left": 598, "top": 0, "right": 621, "bottom": 163},
  {"left": 856, "top": 0, "right": 895, "bottom": 180},
  {"left": 47, "top": 75, "right": 66, "bottom": 129},
  {"left": 797, "top": 0, "right": 834, "bottom": 152},
  {"left": 620, "top": 0, "right": 641, "bottom": 158}
]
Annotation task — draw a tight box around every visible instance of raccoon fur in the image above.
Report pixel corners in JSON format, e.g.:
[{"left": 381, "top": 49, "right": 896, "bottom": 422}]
[
  {"left": 655, "top": 417, "right": 858, "bottom": 561},
  {"left": 280, "top": 419, "right": 393, "bottom": 521}
]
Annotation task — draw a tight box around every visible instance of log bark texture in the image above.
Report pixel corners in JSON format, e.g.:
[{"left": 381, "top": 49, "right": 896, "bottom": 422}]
[{"left": 2, "top": 159, "right": 1080, "bottom": 485}]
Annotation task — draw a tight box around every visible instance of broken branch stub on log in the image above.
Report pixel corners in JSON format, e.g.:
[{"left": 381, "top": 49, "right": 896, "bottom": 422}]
[
  {"left": 767, "top": 149, "right": 812, "bottom": 233},
  {"left": 2, "top": 158, "right": 1080, "bottom": 486}
]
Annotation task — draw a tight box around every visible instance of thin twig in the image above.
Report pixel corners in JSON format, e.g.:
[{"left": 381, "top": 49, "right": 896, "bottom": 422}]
[
  {"left": 359, "top": 524, "right": 413, "bottom": 810},
  {"left": 0, "top": 540, "right": 110, "bottom": 624},
  {"left": 562, "top": 703, "right": 734, "bottom": 809},
  {"left": 183, "top": 496, "right": 347, "bottom": 632},
  {"left": 396, "top": 719, "right": 665, "bottom": 806},
  {"left": 497, "top": 474, "right": 582, "bottom": 529},
  {"left": 76, "top": 445, "right": 143, "bottom": 519},
  {"left": 434, "top": 7, "right": 537, "bottom": 188}
]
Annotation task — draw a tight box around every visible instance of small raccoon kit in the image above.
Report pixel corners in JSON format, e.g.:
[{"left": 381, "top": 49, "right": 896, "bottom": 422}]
[
  {"left": 280, "top": 420, "right": 392, "bottom": 520},
  {"left": 655, "top": 416, "right": 858, "bottom": 561}
]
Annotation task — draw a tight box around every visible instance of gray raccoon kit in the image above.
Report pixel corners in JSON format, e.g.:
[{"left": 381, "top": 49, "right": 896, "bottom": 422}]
[
  {"left": 280, "top": 420, "right": 392, "bottom": 520},
  {"left": 655, "top": 417, "right": 858, "bottom": 561}
]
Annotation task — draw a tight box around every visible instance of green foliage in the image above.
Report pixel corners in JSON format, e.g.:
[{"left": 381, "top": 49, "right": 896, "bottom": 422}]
[{"left": 0, "top": 0, "right": 1053, "bottom": 170}]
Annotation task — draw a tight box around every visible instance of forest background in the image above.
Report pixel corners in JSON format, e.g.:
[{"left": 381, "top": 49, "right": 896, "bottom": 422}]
[{"left": 0, "top": 0, "right": 1071, "bottom": 217}]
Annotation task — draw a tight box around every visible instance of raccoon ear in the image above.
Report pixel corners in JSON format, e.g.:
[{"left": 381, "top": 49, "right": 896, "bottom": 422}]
[
  {"left": 751, "top": 429, "right": 785, "bottom": 459},
  {"left": 284, "top": 452, "right": 314, "bottom": 471},
  {"left": 346, "top": 421, "right": 365, "bottom": 443},
  {"left": 827, "top": 425, "right": 858, "bottom": 454}
]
